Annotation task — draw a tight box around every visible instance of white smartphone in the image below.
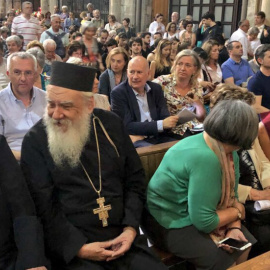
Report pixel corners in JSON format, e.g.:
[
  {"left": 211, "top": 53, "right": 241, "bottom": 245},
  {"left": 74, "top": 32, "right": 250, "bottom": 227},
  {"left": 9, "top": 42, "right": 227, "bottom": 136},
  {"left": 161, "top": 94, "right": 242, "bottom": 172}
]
[{"left": 218, "top": 238, "right": 252, "bottom": 251}]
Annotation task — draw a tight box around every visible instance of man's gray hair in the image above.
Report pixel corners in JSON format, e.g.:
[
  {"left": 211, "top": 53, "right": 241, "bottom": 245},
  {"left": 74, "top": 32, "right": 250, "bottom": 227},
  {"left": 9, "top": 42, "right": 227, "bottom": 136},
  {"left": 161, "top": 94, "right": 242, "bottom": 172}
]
[
  {"left": 27, "top": 47, "right": 45, "bottom": 68},
  {"left": 6, "top": 35, "right": 22, "bottom": 47},
  {"left": 43, "top": 39, "right": 57, "bottom": 49},
  {"left": 61, "top": 5, "right": 68, "bottom": 10},
  {"left": 51, "top": 14, "right": 61, "bottom": 22},
  {"left": 22, "top": 1, "right": 32, "bottom": 9},
  {"left": 87, "top": 3, "right": 94, "bottom": 8},
  {"left": 7, "top": 52, "right": 37, "bottom": 72},
  {"left": 204, "top": 100, "right": 258, "bottom": 150}
]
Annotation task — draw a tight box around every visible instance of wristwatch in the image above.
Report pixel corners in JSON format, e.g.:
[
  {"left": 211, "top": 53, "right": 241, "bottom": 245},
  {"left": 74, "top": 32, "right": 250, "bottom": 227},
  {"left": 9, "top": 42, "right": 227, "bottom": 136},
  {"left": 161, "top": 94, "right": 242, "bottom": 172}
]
[{"left": 233, "top": 206, "right": 242, "bottom": 220}]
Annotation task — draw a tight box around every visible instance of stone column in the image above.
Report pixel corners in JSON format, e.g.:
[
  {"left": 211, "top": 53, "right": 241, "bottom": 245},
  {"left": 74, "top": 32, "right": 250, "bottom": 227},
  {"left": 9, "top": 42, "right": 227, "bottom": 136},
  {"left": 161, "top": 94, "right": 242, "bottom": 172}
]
[
  {"left": 0, "top": 0, "right": 6, "bottom": 19},
  {"left": 13, "top": 0, "right": 21, "bottom": 11},
  {"left": 261, "top": 0, "right": 270, "bottom": 24},
  {"left": 6, "top": 0, "right": 13, "bottom": 12},
  {"left": 109, "top": 0, "right": 121, "bottom": 22},
  {"left": 246, "top": 0, "right": 259, "bottom": 27},
  {"left": 49, "top": 0, "right": 58, "bottom": 13},
  {"left": 41, "top": 0, "right": 50, "bottom": 14}
]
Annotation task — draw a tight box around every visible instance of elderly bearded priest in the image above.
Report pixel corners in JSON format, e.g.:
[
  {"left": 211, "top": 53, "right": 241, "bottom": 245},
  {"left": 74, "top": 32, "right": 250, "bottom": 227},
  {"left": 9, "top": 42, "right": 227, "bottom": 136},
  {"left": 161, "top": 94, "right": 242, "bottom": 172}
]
[{"left": 21, "top": 62, "right": 168, "bottom": 270}]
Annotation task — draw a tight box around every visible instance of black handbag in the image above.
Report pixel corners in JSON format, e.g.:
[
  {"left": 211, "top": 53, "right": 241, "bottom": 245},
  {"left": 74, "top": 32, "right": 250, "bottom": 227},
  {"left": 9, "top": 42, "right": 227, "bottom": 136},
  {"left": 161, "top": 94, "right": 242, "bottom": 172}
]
[{"left": 245, "top": 201, "right": 270, "bottom": 226}]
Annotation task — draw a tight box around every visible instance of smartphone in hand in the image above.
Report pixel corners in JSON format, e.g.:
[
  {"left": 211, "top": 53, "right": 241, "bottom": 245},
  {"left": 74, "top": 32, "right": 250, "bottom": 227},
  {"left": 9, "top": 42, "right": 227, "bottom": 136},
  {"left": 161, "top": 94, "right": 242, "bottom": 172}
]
[{"left": 218, "top": 238, "right": 251, "bottom": 251}]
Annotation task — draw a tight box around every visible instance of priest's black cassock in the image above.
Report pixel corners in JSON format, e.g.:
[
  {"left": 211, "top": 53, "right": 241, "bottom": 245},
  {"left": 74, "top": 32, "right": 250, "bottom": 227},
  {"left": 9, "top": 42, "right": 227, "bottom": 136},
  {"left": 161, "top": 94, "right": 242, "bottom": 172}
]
[
  {"left": 0, "top": 135, "right": 47, "bottom": 270},
  {"left": 21, "top": 108, "right": 167, "bottom": 270}
]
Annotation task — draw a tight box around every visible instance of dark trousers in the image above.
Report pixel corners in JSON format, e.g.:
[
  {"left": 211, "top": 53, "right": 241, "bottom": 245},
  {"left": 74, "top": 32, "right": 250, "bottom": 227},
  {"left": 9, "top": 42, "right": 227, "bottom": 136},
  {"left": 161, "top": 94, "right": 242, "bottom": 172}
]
[
  {"left": 141, "top": 209, "right": 256, "bottom": 270},
  {"left": 52, "top": 239, "right": 168, "bottom": 270}
]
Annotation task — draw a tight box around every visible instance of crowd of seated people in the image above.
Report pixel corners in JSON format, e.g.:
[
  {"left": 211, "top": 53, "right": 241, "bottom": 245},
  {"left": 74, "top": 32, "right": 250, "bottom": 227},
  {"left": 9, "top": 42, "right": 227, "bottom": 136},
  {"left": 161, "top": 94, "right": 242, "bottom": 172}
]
[{"left": 1, "top": 3, "right": 270, "bottom": 270}]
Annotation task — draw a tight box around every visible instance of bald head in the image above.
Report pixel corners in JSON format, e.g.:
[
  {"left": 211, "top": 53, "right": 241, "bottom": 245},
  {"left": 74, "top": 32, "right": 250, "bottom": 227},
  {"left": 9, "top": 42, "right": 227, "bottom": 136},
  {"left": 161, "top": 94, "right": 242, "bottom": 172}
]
[
  {"left": 127, "top": 56, "right": 150, "bottom": 94},
  {"left": 128, "top": 56, "right": 149, "bottom": 71},
  {"left": 239, "top": 20, "right": 250, "bottom": 33}
]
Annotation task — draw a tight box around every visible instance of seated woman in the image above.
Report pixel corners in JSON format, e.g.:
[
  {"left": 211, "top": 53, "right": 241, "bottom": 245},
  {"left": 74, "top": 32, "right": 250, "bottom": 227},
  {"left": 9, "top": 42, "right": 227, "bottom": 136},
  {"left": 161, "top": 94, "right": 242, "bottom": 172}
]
[
  {"left": 180, "top": 20, "right": 196, "bottom": 48},
  {"left": 144, "top": 99, "right": 258, "bottom": 270},
  {"left": 27, "top": 47, "right": 49, "bottom": 91},
  {"left": 66, "top": 41, "right": 84, "bottom": 60},
  {"left": 98, "top": 47, "right": 129, "bottom": 102},
  {"left": 170, "top": 37, "right": 180, "bottom": 62},
  {"left": 117, "top": 18, "right": 136, "bottom": 39},
  {"left": 0, "top": 42, "right": 9, "bottom": 90},
  {"left": 153, "top": 49, "right": 205, "bottom": 139},
  {"left": 5, "top": 35, "right": 22, "bottom": 58},
  {"left": 210, "top": 84, "right": 270, "bottom": 259},
  {"left": 80, "top": 21, "right": 104, "bottom": 72},
  {"left": 149, "top": 39, "right": 172, "bottom": 80},
  {"left": 163, "top": 22, "right": 178, "bottom": 41},
  {"left": 201, "top": 39, "right": 222, "bottom": 103},
  {"left": 258, "top": 112, "right": 270, "bottom": 161}
]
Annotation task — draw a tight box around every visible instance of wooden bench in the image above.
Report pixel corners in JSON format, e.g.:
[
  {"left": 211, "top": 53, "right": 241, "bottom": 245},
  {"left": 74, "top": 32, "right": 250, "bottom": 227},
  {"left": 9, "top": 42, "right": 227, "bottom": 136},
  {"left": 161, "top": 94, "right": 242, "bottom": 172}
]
[
  {"left": 229, "top": 251, "right": 270, "bottom": 270},
  {"left": 137, "top": 141, "right": 195, "bottom": 269}
]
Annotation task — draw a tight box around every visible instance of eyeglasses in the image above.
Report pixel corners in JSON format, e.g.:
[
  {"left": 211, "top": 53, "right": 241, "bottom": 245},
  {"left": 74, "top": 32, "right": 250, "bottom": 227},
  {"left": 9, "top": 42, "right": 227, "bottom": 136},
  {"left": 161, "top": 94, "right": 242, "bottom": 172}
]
[
  {"left": 12, "top": 70, "right": 35, "bottom": 78},
  {"left": 176, "top": 62, "right": 195, "bottom": 68}
]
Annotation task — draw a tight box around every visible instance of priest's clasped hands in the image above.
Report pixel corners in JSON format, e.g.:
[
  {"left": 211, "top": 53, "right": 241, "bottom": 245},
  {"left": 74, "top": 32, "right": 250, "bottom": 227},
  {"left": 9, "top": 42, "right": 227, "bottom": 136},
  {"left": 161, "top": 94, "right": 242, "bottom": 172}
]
[{"left": 77, "top": 226, "right": 137, "bottom": 261}]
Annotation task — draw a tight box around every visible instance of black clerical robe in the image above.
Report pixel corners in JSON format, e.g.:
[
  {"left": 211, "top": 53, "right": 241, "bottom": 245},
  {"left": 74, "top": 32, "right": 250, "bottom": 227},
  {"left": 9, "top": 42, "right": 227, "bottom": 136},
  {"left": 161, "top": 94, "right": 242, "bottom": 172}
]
[
  {"left": 0, "top": 135, "right": 47, "bottom": 270},
  {"left": 21, "top": 109, "right": 146, "bottom": 265}
]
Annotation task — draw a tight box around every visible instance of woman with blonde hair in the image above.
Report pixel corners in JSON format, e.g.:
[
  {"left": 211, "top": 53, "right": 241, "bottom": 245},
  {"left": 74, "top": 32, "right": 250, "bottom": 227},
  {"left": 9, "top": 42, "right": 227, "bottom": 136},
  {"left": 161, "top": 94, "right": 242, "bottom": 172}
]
[
  {"left": 153, "top": 49, "right": 205, "bottom": 138},
  {"left": 149, "top": 39, "right": 172, "bottom": 80},
  {"left": 98, "top": 47, "right": 129, "bottom": 102}
]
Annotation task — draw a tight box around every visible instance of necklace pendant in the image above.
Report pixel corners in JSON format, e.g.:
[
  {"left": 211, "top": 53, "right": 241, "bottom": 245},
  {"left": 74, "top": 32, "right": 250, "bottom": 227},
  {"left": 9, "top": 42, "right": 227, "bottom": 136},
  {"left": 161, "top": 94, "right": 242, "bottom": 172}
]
[{"left": 93, "top": 197, "right": 112, "bottom": 227}]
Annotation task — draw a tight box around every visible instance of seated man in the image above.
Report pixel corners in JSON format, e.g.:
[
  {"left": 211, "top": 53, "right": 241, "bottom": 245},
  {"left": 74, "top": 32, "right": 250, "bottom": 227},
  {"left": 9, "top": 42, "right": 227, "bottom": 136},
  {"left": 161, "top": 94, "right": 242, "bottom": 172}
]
[
  {"left": 21, "top": 61, "right": 168, "bottom": 270},
  {"left": 111, "top": 56, "right": 178, "bottom": 148},
  {"left": 221, "top": 41, "right": 254, "bottom": 86},
  {"left": 0, "top": 52, "right": 46, "bottom": 160},
  {"left": 248, "top": 44, "right": 270, "bottom": 109},
  {"left": 0, "top": 135, "right": 47, "bottom": 270},
  {"left": 43, "top": 39, "right": 63, "bottom": 76},
  {"left": 129, "top": 37, "right": 143, "bottom": 58}
]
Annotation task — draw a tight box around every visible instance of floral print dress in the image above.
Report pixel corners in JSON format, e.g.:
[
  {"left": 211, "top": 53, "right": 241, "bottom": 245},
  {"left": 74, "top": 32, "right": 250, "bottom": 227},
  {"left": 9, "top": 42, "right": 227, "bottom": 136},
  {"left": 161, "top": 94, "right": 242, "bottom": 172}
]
[{"left": 153, "top": 74, "right": 204, "bottom": 136}]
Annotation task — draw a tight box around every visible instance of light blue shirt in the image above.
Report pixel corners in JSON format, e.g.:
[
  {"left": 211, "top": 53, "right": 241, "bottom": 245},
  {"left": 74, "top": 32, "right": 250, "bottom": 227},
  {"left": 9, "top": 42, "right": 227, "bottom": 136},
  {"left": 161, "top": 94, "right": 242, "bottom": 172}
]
[
  {"left": 40, "top": 27, "right": 69, "bottom": 47},
  {"left": 0, "top": 83, "right": 47, "bottom": 151},
  {"left": 132, "top": 84, "right": 163, "bottom": 132}
]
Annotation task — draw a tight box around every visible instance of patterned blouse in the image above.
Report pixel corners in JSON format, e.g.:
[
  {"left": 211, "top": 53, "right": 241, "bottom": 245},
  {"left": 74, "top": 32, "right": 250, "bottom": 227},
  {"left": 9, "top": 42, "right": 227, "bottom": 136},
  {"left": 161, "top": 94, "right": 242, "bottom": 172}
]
[{"left": 153, "top": 74, "right": 204, "bottom": 136}]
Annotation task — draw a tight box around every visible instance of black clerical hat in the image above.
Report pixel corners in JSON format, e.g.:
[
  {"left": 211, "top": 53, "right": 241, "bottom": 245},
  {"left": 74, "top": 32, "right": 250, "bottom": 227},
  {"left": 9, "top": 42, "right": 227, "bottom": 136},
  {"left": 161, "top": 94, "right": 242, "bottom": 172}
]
[{"left": 50, "top": 61, "right": 97, "bottom": 92}]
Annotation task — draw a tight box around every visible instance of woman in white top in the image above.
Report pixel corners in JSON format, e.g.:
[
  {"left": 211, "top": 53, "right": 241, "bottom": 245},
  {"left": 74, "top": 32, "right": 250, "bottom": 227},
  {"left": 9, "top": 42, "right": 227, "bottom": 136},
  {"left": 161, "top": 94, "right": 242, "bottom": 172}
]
[
  {"left": 149, "top": 13, "right": 165, "bottom": 46},
  {"left": 104, "top": 14, "right": 122, "bottom": 32},
  {"left": 163, "top": 22, "right": 178, "bottom": 40}
]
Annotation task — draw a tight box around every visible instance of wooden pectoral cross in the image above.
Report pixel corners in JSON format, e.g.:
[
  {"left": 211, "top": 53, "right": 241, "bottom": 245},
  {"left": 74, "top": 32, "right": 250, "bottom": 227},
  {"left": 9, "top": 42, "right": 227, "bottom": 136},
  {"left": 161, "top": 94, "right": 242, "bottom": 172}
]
[{"left": 93, "top": 197, "right": 112, "bottom": 227}]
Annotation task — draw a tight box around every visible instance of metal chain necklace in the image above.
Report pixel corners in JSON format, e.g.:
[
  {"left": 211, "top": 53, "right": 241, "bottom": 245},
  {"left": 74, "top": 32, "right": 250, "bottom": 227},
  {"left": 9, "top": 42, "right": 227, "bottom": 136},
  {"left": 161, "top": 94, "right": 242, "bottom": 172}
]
[{"left": 80, "top": 115, "right": 111, "bottom": 227}]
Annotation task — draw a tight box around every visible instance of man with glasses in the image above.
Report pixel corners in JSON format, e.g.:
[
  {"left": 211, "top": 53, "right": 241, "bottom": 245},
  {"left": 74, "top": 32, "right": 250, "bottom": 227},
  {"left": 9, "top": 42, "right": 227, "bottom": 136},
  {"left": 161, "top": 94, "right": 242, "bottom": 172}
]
[
  {"left": 230, "top": 20, "right": 253, "bottom": 60},
  {"left": 0, "top": 52, "right": 46, "bottom": 160},
  {"left": 255, "top": 11, "right": 270, "bottom": 44}
]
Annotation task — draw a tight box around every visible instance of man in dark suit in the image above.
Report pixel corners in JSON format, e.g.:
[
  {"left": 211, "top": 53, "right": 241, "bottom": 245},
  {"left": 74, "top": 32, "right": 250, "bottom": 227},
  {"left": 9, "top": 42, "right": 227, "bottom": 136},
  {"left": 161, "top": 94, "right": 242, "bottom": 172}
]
[
  {"left": 111, "top": 56, "right": 178, "bottom": 147},
  {"left": 255, "top": 11, "right": 270, "bottom": 44}
]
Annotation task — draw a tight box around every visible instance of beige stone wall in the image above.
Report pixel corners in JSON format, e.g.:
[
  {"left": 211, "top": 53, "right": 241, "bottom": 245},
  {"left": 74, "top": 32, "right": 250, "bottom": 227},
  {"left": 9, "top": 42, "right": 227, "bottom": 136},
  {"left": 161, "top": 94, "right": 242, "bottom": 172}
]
[{"left": 109, "top": 0, "right": 152, "bottom": 32}]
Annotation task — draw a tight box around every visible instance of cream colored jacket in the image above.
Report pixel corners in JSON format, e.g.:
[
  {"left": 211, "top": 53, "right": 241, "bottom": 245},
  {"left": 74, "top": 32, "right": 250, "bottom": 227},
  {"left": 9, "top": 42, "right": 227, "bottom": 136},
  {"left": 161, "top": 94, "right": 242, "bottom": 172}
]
[{"left": 238, "top": 138, "right": 270, "bottom": 203}]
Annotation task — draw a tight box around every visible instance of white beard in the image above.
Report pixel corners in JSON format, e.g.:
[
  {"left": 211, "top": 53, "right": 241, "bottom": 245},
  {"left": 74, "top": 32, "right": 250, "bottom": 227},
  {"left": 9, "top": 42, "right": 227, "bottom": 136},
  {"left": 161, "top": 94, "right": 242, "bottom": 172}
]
[{"left": 44, "top": 109, "right": 91, "bottom": 168}]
